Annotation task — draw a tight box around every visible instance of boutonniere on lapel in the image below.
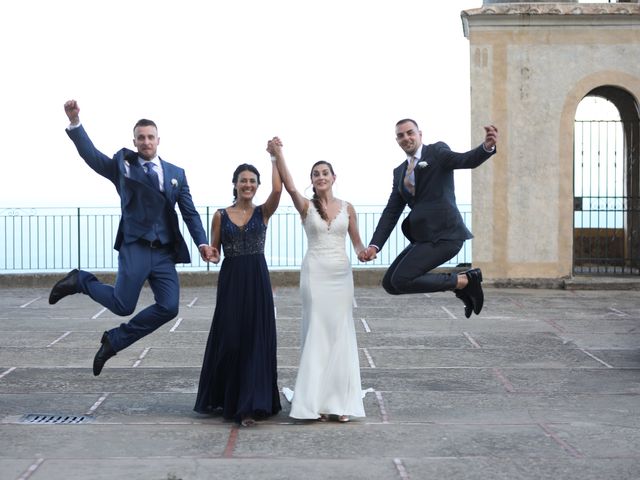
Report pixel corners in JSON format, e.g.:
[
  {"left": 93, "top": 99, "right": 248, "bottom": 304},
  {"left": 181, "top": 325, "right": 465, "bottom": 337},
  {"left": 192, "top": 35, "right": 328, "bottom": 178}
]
[
  {"left": 171, "top": 178, "right": 178, "bottom": 188},
  {"left": 417, "top": 161, "right": 428, "bottom": 169}
]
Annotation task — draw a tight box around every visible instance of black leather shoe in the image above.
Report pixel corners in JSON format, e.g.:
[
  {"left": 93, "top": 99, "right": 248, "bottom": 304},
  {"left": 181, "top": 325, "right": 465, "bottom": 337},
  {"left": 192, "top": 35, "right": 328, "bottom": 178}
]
[
  {"left": 93, "top": 332, "right": 116, "bottom": 376},
  {"left": 454, "top": 289, "right": 473, "bottom": 318},
  {"left": 48, "top": 269, "right": 80, "bottom": 305},
  {"left": 462, "top": 268, "right": 484, "bottom": 315}
]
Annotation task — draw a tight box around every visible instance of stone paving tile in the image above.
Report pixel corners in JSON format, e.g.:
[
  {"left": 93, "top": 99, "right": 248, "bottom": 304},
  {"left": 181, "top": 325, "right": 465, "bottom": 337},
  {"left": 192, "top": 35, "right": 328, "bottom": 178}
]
[
  {"left": 376, "top": 391, "right": 640, "bottom": 426},
  {"left": 548, "top": 318, "right": 640, "bottom": 334},
  {"left": 0, "top": 461, "right": 31, "bottom": 480},
  {"left": 359, "top": 369, "right": 511, "bottom": 394},
  {"left": 0, "top": 424, "right": 232, "bottom": 458},
  {"left": 467, "top": 331, "right": 565, "bottom": 348},
  {"left": 0, "top": 393, "right": 104, "bottom": 416},
  {"left": 0, "top": 347, "right": 101, "bottom": 368},
  {"left": 1, "top": 331, "right": 211, "bottom": 349},
  {"left": 355, "top": 332, "right": 472, "bottom": 348},
  {"left": 564, "top": 333, "right": 640, "bottom": 350},
  {"left": 585, "top": 349, "right": 640, "bottom": 368},
  {"left": 549, "top": 422, "right": 640, "bottom": 458},
  {"left": 363, "top": 346, "right": 602, "bottom": 369},
  {"left": 403, "top": 458, "right": 640, "bottom": 480},
  {"left": 232, "top": 423, "right": 568, "bottom": 459},
  {"left": 7, "top": 458, "right": 400, "bottom": 480},
  {"left": 359, "top": 316, "right": 555, "bottom": 334},
  {"left": 0, "top": 316, "right": 127, "bottom": 332},
  {"left": 0, "top": 367, "right": 199, "bottom": 394},
  {"left": 493, "top": 367, "right": 640, "bottom": 394}
]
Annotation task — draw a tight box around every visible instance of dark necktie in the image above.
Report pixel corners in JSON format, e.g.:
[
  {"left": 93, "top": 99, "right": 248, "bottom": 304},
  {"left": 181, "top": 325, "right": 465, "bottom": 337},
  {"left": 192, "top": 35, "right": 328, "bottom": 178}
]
[
  {"left": 143, "top": 162, "right": 160, "bottom": 190},
  {"left": 403, "top": 157, "right": 417, "bottom": 195}
]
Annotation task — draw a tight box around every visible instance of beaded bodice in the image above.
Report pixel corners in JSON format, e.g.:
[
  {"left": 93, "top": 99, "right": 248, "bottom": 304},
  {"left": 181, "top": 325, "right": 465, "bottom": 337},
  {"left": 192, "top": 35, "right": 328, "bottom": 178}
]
[{"left": 220, "top": 206, "right": 266, "bottom": 258}]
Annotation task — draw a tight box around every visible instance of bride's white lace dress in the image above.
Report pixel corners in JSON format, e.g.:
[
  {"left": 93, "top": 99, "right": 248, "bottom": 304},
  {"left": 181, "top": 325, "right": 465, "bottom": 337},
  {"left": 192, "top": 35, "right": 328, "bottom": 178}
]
[{"left": 289, "top": 200, "right": 366, "bottom": 419}]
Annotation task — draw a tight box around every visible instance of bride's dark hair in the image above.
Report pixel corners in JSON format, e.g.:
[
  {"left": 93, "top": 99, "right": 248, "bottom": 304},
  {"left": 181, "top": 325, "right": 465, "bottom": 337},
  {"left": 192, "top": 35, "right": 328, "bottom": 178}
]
[{"left": 309, "top": 160, "right": 335, "bottom": 221}]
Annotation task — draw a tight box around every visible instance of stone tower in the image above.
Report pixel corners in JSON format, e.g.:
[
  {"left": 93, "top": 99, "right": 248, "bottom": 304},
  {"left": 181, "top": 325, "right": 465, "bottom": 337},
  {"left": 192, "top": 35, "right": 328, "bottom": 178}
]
[{"left": 462, "top": 1, "right": 640, "bottom": 280}]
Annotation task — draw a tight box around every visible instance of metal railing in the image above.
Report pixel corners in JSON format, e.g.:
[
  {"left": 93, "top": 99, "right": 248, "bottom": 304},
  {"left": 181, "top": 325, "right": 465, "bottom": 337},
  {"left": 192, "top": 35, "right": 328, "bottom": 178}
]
[{"left": 0, "top": 205, "right": 472, "bottom": 273}]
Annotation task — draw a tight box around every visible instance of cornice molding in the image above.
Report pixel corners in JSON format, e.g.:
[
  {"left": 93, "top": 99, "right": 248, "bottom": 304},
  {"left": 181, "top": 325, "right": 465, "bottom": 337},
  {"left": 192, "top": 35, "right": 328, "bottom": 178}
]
[
  {"left": 465, "top": 3, "right": 640, "bottom": 16},
  {"left": 462, "top": 3, "right": 640, "bottom": 36}
]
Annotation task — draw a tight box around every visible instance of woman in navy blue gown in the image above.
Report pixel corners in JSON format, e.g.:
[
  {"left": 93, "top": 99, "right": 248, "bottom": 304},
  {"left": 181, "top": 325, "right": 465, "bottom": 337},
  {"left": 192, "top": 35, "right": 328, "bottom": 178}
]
[{"left": 194, "top": 140, "right": 283, "bottom": 426}]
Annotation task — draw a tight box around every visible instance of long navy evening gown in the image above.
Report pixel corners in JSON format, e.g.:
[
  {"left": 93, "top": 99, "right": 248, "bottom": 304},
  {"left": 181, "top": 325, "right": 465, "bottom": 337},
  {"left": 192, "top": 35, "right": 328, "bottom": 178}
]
[{"left": 194, "top": 206, "right": 281, "bottom": 422}]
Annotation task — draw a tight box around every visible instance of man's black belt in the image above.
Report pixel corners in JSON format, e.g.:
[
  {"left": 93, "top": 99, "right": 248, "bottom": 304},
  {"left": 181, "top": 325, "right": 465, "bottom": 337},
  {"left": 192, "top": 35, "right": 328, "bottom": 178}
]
[{"left": 137, "top": 239, "right": 169, "bottom": 249}]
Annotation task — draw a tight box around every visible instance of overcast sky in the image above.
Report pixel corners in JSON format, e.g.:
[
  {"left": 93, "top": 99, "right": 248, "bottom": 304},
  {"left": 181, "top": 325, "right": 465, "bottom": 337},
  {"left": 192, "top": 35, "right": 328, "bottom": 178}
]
[{"left": 1, "top": 0, "right": 487, "bottom": 209}]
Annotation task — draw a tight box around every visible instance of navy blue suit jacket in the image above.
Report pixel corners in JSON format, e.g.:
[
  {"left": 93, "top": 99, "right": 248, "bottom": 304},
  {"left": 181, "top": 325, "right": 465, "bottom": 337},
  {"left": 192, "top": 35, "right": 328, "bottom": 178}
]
[
  {"left": 370, "top": 142, "right": 495, "bottom": 249},
  {"left": 67, "top": 125, "right": 208, "bottom": 263}
]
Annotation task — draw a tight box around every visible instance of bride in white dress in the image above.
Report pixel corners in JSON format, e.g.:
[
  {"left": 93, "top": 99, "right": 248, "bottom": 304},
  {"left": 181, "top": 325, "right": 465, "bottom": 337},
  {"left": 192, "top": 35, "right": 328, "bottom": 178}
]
[{"left": 269, "top": 138, "right": 367, "bottom": 422}]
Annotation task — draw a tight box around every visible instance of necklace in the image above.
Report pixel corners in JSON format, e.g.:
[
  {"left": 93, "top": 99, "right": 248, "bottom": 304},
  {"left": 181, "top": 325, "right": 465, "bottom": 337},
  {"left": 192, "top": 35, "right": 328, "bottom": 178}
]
[{"left": 237, "top": 203, "right": 252, "bottom": 218}]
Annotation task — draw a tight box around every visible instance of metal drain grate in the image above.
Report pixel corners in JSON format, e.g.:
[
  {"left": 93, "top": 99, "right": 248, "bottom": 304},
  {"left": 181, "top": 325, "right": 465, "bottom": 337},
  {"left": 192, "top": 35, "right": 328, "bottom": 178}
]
[{"left": 19, "top": 414, "right": 94, "bottom": 425}]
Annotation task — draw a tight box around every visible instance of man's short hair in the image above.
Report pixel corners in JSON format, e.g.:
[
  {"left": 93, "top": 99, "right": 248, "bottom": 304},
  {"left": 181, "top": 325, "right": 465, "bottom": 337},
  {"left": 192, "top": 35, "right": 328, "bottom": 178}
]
[
  {"left": 395, "top": 118, "right": 419, "bottom": 130},
  {"left": 133, "top": 119, "right": 157, "bottom": 134}
]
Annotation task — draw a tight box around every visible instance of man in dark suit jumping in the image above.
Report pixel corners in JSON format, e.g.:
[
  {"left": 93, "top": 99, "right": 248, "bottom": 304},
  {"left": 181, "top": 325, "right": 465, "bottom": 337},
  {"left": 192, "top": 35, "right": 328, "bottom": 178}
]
[
  {"left": 359, "top": 119, "right": 498, "bottom": 318},
  {"left": 49, "top": 100, "right": 215, "bottom": 375}
]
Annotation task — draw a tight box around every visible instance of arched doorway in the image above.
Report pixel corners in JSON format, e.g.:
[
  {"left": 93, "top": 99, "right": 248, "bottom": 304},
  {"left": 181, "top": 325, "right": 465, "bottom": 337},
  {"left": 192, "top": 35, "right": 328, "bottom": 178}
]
[{"left": 573, "top": 86, "right": 640, "bottom": 275}]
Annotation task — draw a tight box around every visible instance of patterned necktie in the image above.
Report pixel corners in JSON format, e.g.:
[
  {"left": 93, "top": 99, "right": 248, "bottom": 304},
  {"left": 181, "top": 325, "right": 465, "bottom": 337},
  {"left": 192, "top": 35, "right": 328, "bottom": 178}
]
[
  {"left": 143, "top": 162, "right": 160, "bottom": 190},
  {"left": 403, "top": 156, "right": 417, "bottom": 195}
]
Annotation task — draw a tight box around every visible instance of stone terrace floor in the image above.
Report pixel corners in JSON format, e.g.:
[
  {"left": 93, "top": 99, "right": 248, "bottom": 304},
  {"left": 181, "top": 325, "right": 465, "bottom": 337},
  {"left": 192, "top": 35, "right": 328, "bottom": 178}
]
[{"left": 1, "top": 284, "right": 639, "bottom": 479}]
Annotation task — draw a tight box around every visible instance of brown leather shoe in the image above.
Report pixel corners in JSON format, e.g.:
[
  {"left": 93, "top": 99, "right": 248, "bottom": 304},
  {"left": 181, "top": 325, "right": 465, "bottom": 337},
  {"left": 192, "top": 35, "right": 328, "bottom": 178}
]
[
  {"left": 93, "top": 332, "right": 116, "bottom": 376},
  {"left": 48, "top": 269, "right": 80, "bottom": 305}
]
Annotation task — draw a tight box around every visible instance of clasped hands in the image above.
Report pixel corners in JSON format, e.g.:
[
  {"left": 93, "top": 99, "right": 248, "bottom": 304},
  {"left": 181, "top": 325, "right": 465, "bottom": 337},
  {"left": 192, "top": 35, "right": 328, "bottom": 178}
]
[
  {"left": 357, "top": 246, "right": 377, "bottom": 262},
  {"left": 199, "top": 245, "right": 220, "bottom": 264},
  {"left": 266, "top": 136, "right": 283, "bottom": 157}
]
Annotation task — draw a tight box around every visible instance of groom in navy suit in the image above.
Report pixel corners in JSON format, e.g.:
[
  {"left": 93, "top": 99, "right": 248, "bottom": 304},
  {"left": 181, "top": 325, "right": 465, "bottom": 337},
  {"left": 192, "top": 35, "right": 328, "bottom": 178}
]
[
  {"left": 49, "top": 100, "right": 214, "bottom": 375},
  {"left": 359, "top": 119, "right": 498, "bottom": 318}
]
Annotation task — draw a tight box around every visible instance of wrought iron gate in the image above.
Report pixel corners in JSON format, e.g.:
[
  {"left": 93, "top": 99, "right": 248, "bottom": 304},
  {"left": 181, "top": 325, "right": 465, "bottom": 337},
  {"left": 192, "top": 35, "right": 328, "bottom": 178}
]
[{"left": 574, "top": 119, "right": 640, "bottom": 275}]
